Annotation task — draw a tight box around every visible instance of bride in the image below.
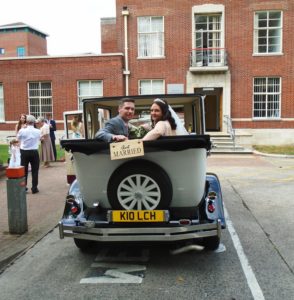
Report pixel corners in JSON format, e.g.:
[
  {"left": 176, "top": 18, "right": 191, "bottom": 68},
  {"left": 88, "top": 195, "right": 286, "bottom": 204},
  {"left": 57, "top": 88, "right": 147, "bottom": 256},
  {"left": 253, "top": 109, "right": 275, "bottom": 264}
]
[{"left": 142, "top": 98, "right": 188, "bottom": 141}]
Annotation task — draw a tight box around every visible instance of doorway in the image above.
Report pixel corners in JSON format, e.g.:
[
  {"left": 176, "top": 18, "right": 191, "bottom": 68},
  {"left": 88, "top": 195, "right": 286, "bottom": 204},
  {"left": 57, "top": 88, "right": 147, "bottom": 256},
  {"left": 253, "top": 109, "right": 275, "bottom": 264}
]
[{"left": 194, "top": 87, "right": 222, "bottom": 132}]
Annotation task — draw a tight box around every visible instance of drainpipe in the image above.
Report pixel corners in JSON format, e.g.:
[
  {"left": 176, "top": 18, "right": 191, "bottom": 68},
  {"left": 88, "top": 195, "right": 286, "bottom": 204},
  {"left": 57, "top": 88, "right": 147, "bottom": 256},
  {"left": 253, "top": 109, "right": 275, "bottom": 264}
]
[{"left": 122, "top": 6, "right": 130, "bottom": 96}]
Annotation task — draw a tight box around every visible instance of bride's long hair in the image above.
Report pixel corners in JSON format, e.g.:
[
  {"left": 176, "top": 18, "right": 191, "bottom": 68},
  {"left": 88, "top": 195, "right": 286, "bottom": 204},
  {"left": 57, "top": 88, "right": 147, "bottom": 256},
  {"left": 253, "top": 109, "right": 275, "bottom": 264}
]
[{"left": 152, "top": 98, "right": 177, "bottom": 130}]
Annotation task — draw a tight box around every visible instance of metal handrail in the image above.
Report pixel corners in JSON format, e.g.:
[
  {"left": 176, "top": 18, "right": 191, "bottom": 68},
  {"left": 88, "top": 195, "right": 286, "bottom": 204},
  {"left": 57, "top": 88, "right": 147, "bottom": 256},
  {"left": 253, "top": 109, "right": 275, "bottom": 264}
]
[{"left": 223, "top": 115, "right": 235, "bottom": 148}]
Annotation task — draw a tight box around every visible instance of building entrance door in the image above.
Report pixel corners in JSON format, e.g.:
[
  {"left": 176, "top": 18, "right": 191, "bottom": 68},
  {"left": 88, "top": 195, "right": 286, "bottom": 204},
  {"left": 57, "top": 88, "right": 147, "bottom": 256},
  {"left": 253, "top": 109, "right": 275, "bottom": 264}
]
[{"left": 194, "top": 88, "right": 222, "bottom": 132}]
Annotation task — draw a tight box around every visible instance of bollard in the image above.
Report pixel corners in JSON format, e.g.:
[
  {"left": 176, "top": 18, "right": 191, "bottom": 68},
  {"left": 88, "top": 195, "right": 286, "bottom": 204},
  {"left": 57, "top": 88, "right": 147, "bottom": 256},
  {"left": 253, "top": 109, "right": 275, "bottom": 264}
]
[{"left": 6, "top": 166, "right": 28, "bottom": 234}]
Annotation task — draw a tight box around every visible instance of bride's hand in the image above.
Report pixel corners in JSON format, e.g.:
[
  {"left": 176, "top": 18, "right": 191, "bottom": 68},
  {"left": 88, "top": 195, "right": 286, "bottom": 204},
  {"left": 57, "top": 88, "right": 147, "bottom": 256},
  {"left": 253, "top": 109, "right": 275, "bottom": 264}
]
[{"left": 141, "top": 123, "right": 151, "bottom": 131}]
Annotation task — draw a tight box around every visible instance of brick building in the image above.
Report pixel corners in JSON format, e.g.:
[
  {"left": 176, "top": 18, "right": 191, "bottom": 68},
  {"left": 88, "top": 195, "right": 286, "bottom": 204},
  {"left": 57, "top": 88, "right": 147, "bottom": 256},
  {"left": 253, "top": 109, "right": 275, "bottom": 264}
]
[
  {"left": 0, "top": 22, "right": 48, "bottom": 57},
  {"left": 0, "top": 0, "right": 293, "bottom": 145}
]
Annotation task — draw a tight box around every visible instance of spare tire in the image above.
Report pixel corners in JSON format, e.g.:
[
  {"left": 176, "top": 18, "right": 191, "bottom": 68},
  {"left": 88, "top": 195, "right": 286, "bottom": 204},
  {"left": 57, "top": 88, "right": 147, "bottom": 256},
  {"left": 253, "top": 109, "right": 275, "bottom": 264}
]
[{"left": 107, "top": 160, "right": 172, "bottom": 210}]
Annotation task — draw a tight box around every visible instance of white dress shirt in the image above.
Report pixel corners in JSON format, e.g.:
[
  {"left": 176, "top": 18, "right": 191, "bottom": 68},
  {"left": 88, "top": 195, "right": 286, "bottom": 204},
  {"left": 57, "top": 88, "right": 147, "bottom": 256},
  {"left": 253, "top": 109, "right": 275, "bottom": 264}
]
[{"left": 17, "top": 125, "right": 41, "bottom": 150}]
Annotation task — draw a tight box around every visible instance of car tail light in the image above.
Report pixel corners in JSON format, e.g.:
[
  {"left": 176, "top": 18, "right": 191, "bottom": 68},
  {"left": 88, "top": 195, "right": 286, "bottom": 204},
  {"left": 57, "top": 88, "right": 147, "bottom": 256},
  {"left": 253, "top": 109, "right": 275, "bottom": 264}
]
[
  {"left": 67, "top": 175, "right": 76, "bottom": 185},
  {"left": 66, "top": 195, "right": 80, "bottom": 215},
  {"left": 71, "top": 206, "right": 79, "bottom": 214},
  {"left": 207, "top": 201, "right": 215, "bottom": 213}
]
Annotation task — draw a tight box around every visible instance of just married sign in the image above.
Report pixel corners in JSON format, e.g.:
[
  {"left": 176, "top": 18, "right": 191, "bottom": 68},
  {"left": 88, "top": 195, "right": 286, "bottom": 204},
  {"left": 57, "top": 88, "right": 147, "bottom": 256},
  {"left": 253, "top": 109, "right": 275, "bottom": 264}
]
[{"left": 110, "top": 139, "right": 144, "bottom": 160}]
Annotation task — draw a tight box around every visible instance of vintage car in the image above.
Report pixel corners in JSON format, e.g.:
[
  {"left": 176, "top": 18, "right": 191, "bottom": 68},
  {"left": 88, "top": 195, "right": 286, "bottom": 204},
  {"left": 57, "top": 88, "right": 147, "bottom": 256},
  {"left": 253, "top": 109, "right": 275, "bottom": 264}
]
[{"left": 59, "top": 93, "right": 226, "bottom": 251}]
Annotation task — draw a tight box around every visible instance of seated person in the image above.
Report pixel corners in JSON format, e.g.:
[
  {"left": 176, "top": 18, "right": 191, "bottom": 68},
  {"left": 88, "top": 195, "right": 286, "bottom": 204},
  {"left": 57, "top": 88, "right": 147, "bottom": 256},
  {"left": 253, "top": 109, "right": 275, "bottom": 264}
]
[
  {"left": 142, "top": 98, "right": 188, "bottom": 141},
  {"left": 95, "top": 98, "right": 135, "bottom": 142}
]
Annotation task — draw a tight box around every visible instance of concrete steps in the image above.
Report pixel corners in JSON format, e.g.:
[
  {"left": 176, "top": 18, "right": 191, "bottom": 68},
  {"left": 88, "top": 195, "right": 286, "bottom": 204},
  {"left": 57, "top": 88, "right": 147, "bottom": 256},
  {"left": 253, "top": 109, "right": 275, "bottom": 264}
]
[{"left": 209, "top": 133, "right": 252, "bottom": 154}]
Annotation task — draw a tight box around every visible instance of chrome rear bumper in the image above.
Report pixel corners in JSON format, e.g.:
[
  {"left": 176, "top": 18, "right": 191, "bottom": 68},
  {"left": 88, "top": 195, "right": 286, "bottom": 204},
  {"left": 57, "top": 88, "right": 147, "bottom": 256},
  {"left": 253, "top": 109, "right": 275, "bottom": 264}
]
[{"left": 59, "top": 219, "right": 222, "bottom": 242}]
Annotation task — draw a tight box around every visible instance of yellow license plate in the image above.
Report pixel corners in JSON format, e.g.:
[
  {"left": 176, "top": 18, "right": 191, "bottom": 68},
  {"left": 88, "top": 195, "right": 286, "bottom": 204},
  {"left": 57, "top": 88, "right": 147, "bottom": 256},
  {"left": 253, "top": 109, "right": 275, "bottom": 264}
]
[{"left": 112, "top": 210, "right": 165, "bottom": 222}]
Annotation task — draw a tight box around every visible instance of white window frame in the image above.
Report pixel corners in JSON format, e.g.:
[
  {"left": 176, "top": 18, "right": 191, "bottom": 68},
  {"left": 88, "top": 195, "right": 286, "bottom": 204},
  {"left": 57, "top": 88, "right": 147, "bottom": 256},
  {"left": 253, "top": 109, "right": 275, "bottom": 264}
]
[
  {"left": 253, "top": 77, "right": 281, "bottom": 119},
  {"left": 253, "top": 11, "right": 283, "bottom": 55},
  {"left": 28, "top": 82, "right": 52, "bottom": 117},
  {"left": 137, "top": 16, "right": 164, "bottom": 59},
  {"left": 78, "top": 80, "right": 103, "bottom": 110},
  {"left": 0, "top": 48, "right": 5, "bottom": 55},
  {"left": 192, "top": 4, "right": 225, "bottom": 67},
  {"left": 138, "top": 79, "right": 165, "bottom": 95},
  {"left": 0, "top": 84, "right": 4, "bottom": 121}
]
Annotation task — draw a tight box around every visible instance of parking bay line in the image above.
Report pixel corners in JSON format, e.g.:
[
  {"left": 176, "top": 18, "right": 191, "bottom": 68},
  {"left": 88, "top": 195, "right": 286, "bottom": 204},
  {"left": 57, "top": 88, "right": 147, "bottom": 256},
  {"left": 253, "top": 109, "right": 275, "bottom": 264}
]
[
  {"left": 80, "top": 248, "right": 148, "bottom": 284},
  {"left": 224, "top": 205, "right": 265, "bottom": 300},
  {"left": 80, "top": 263, "right": 146, "bottom": 284}
]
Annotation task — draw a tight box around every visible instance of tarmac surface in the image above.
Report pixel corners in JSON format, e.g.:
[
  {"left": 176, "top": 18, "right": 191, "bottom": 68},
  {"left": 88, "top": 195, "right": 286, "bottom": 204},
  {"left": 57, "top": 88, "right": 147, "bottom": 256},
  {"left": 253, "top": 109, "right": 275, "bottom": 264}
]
[{"left": 0, "top": 161, "right": 67, "bottom": 272}]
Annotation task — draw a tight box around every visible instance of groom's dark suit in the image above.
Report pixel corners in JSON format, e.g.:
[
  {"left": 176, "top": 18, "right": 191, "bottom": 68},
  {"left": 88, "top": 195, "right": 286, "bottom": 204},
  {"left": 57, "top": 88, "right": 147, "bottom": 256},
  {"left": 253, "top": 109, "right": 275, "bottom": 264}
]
[
  {"left": 95, "top": 116, "right": 128, "bottom": 142},
  {"left": 47, "top": 118, "right": 57, "bottom": 160}
]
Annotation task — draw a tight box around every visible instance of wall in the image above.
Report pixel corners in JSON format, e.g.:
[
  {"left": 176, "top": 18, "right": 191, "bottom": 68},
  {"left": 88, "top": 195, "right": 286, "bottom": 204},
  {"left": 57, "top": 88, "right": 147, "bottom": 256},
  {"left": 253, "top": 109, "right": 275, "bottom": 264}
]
[
  {"left": 101, "top": 18, "right": 119, "bottom": 53},
  {"left": 0, "top": 54, "right": 124, "bottom": 130},
  {"left": 0, "top": 30, "right": 47, "bottom": 57},
  {"left": 236, "top": 129, "right": 294, "bottom": 146},
  {"left": 27, "top": 32, "right": 47, "bottom": 56}
]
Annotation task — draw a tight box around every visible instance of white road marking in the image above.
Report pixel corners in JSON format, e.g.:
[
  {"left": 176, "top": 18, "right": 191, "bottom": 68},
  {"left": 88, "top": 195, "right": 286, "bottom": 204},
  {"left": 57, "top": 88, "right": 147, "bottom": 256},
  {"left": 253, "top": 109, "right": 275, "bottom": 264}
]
[
  {"left": 80, "top": 262, "right": 146, "bottom": 284},
  {"left": 91, "top": 262, "right": 146, "bottom": 272},
  {"left": 80, "top": 274, "right": 142, "bottom": 284},
  {"left": 224, "top": 205, "right": 265, "bottom": 300},
  {"left": 214, "top": 243, "right": 226, "bottom": 253}
]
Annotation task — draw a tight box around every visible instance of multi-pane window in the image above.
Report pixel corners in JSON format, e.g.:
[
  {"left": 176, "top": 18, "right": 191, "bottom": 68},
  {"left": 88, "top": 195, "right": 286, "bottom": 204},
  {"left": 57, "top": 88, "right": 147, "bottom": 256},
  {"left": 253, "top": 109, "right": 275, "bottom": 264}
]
[
  {"left": 254, "top": 11, "right": 282, "bottom": 54},
  {"left": 28, "top": 82, "right": 52, "bottom": 117},
  {"left": 139, "top": 79, "right": 165, "bottom": 95},
  {"left": 194, "top": 14, "right": 223, "bottom": 66},
  {"left": 78, "top": 80, "right": 103, "bottom": 110},
  {"left": 17, "top": 46, "right": 25, "bottom": 57},
  {"left": 253, "top": 77, "right": 281, "bottom": 118},
  {"left": 0, "top": 84, "right": 4, "bottom": 121},
  {"left": 138, "top": 16, "right": 164, "bottom": 58}
]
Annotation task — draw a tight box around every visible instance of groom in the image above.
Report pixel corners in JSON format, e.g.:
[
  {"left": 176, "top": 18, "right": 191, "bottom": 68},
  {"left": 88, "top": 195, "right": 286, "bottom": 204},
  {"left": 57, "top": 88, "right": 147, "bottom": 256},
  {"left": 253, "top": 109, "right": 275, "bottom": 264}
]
[{"left": 95, "top": 98, "right": 135, "bottom": 142}]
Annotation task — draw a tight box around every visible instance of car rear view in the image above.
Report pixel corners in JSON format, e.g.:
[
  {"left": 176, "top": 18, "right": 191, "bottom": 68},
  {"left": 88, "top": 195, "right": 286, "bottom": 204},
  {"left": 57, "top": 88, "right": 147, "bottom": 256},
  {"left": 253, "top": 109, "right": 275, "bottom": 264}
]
[{"left": 59, "top": 94, "right": 226, "bottom": 251}]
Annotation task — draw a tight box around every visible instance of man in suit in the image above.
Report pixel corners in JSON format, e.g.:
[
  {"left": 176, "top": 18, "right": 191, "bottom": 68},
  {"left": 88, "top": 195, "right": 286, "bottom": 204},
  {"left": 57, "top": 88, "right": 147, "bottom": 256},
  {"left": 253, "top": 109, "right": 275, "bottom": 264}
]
[
  {"left": 17, "top": 115, "right": 41, "bottom": 194},
  {"left": 95, "top": 98, "right": 135, "bottom": 142},
  {"left": 46, "top": 113, "right": 57, "bottom": 161}
]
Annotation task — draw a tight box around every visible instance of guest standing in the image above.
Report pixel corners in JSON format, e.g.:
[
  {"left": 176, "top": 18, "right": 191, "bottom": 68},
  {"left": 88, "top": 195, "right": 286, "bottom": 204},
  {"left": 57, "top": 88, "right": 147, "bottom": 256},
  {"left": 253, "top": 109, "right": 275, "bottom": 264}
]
[
  {"left": 46, "top": 113, "right": 57, "bottom": 161},
  {"left": 17, "top": 115, "right": 41, "bottom": 194},
  {"left": 37, "top": 117, "right": 55, "bottom": 168},
  {"left": 8, "top": 139, "right": 21, "bottom": 168},
  {"left": 15, "top": 113, "right": 27, "bottom": 134}
]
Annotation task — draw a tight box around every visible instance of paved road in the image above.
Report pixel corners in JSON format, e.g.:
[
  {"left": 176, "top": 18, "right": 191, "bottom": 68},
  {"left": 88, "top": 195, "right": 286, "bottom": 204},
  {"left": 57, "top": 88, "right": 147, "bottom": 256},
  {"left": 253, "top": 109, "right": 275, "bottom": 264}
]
[
  {"left": 0, "top": 154, "right": 293, "bottom": 300},
  {"left": 0, "top": 162, "right": 67, "bottom": 270},
  {"left": 208, "top": 154, "right": 294, "bottom": 272}
]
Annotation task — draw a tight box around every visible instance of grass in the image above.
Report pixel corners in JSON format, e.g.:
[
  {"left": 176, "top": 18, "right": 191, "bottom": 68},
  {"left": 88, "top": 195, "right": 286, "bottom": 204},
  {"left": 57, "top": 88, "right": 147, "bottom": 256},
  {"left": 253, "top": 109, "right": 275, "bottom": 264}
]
[
  {"left": 253, "top": 145, "right": 294, "bottom": 155},
  {"left": 0, "top": 144, "right": 65, "bottom": 165}
]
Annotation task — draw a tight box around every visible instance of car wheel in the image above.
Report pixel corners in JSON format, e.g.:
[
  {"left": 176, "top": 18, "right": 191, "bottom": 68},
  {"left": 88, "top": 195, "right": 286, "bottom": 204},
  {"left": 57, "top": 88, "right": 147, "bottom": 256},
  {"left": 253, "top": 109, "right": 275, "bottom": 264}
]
[
  {"left": 202, "top": 236, "right": 220, "bottom": 251},
  {"left": 74, "top": 238, "right": 94, "bottom": 251},
  {"left": 107, "top": 160, "right": 173, "bottom": 210}
]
